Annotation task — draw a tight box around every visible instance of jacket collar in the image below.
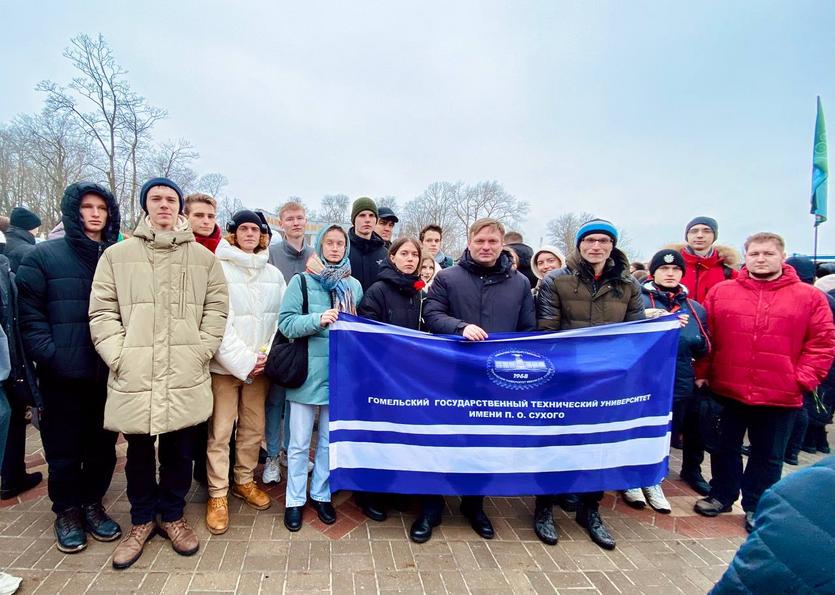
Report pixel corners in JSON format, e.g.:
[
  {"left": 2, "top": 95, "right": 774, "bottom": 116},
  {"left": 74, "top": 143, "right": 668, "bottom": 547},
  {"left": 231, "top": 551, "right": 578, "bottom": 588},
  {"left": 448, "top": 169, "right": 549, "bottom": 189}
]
[
  {"left": 194, "top": 224, "right": 222, "bottom": 253},
  {"left": 348, "top": 227, "right": 386, "bottom": 253},
  {"left": 279, "top": 239, "right": 309, "bottom": 259},
  {"left": 737, "top": 263, "right": 801, "bottom": 290},
  {"left": 133, "top": 216, "right": 194, "bottom": 248},
  {"left": 216, "top": 239, "right": 269, "bottom": 270}
]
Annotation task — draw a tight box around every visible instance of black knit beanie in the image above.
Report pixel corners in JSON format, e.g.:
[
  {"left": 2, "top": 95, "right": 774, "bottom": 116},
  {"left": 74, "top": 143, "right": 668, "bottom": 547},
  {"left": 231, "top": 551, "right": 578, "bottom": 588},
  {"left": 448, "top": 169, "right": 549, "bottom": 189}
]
[
  {"left": 10, "top": 207, "right": 41, "bottom": 230},
  {"left": 139, "top": 177, "right": 184, "bottom": 214},
  {"left": 649, "top": 249, "right": 687, "bottom": 276}
]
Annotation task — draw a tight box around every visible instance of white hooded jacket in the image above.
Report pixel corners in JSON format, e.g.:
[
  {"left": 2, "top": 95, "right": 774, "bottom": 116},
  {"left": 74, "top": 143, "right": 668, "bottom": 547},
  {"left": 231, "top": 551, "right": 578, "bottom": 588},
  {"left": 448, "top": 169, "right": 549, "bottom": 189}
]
[{"left": 210, "top": 240, "right": 286, "bottom": 380}]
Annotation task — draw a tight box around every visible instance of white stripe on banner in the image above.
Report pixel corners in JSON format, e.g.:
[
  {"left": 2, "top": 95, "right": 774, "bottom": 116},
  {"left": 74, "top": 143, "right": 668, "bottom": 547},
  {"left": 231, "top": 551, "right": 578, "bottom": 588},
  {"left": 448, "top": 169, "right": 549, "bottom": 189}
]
[
  {"left": 330, "top": 414, "right": 672, "bottom": 436},
  {"left": 331, "top": 315, "right": 680, "bottom": 342},
  {"left": 331, "top": 434, "right": 670, "bottom": 474}
]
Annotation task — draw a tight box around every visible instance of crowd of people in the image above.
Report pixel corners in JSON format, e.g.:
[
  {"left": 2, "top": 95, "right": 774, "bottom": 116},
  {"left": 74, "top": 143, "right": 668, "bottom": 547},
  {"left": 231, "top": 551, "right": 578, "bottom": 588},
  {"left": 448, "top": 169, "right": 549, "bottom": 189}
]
[{"left": 0, "top": 178, "right": 831, "bottom": 584}]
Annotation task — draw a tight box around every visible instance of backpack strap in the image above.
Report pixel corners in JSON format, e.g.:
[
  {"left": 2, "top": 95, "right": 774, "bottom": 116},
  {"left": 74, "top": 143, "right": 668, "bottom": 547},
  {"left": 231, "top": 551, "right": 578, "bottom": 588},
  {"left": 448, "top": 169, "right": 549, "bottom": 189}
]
[{"left": 299, "top": 273, "right": 309, "bottom": 314}]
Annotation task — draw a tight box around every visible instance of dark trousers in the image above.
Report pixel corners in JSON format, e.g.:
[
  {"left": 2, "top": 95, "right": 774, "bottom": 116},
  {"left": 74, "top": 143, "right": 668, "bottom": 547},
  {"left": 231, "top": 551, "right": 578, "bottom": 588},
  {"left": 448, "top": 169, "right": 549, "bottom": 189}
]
[
  {"left": 785, "top": 400, "right": 809, "bottom": 459},
  {"left": 709, "top": 397, "right": 798, "bottom": 512},
  {"left": 39, "top": 377, "right": 117, "bottom": 513},
  {"left": 681, "top": 396, "right": 706, "bottom": 475},
  {"left": 1, "top": 390, "right": 29, "bottom": 488},
  {"left": 125, "top": 427, "right": 194, "bottom": 525},
  {"left": 420, "top": 495, "right": 483, "bottom": 520},
  {"left": 535, "top": 492, "right": 602, "bottom": 511}
]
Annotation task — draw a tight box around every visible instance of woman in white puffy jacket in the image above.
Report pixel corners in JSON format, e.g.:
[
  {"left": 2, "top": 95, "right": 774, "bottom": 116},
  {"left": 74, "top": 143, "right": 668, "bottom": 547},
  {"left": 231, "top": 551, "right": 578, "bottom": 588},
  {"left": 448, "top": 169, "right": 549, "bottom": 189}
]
[{"left": 204, "top": 210, "right": 286, "bottom": 536}]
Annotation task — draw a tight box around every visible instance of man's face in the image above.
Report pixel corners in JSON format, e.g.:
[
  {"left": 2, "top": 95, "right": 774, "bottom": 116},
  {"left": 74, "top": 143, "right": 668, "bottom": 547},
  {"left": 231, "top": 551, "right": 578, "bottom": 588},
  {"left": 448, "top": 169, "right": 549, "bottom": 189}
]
[
  {"left": 422, "top": 230, "right": 442, "bottom": 256},
  {"left": 236, "top": 222, "right": 261, "bottom": 253},
  {"left": 354, "top": 211, "right": 377, "bottom": 237},
  {"left": 535, "top": 251, "right": 561, "bottom": 276},
  {"left": 146, "top": 186, "right": 180, "bottom": 230},
  {"left": 745, "top": 240, "right": 785, "bottom": 279},
  {"left": 279, "top": 208, "right": 306, "bottom": 241},
  {"left": 79, "top": 194, "right": 108, "bottom": 235},
  {"left": 686, "top": 224, "right": 715, "bottom": 252},
  {"left": 186, "top": 202, "right": 216, "bottom": 237},
  {"left": 653, "top": 265, "right": 683, "bottom": 289},
  {"left": 578, "top": 234, "right": 614, "bottom": 266},
  {"left": 468, "top": 226, "right": 503, "bottom": 267},
  {"left": 375, "top": 218, "right": 396, "bottom": 242}
]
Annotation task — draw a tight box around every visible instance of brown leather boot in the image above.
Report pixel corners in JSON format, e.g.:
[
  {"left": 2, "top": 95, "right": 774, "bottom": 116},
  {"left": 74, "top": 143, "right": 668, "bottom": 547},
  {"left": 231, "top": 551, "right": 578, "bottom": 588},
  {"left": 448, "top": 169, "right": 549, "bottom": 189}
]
[
  {"left": 159, "top": 518, "right": 199, "bottom": 556},
  {"left": 111, "top": 521, "right": 157, "bottom": 569},
  {"left": 232, "top": 481, "right": 271, "bottom": 511},
  {"left": 205, "top": 496, "right": 229, "bottom": 535}
]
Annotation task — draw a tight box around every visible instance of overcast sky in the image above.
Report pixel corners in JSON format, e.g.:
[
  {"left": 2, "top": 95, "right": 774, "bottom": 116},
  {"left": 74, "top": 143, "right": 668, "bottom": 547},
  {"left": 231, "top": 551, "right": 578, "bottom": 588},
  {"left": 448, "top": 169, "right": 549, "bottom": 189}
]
[{"left": 2, "top": 1, "right": 833, "bottom": 259}]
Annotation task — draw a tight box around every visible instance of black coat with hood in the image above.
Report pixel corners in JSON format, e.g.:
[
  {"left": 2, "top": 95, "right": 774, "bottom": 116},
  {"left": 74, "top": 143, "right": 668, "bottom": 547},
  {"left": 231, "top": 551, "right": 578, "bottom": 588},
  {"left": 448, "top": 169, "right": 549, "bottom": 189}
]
[
  {"left": 505, "top": 241, "right": 537, "bottom": 288},
  {"left": 348, "top": 227, "right": 388, "bottom": 292},
  {"left": 424, "top": 250, "right": 535, "bottom": 335},
  {"left": 0, "top": 254, "right": 41, "bottom": 408},
  {"left": 358, "top": 260, "right": 425, "bottom": 330},
  {"left": 17, "top": 182, "right": 121, "bottom": 383},
  {"left": 4, "top": 226, "right": 37, "bottom": 273}
]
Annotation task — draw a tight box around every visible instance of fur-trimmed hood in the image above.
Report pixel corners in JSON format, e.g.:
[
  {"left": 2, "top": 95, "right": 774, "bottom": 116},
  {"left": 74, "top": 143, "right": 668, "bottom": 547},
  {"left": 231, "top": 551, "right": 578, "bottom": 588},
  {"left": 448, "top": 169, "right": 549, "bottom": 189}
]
[{"left": 666, "top": 242, "right": 741, "bottom": 269}]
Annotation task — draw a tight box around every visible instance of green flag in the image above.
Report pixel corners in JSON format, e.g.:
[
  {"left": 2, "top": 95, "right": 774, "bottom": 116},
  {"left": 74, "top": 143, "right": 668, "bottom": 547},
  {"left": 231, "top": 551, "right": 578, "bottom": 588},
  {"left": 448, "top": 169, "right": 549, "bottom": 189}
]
[{"left": 811, "top": 96, "right": 828, "bottom": 226}]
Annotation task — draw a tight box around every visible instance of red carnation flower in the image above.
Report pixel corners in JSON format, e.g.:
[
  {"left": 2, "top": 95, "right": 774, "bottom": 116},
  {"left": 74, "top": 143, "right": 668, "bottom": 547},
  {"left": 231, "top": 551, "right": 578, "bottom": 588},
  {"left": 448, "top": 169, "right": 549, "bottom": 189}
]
[{"left": 413, "top": 280, "right": 426, "bottom": 291}]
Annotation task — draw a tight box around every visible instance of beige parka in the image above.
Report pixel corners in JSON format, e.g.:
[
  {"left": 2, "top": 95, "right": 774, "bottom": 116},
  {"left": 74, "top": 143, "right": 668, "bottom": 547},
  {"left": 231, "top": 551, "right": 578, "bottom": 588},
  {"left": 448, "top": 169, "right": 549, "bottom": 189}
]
[{"left": 89, "top": 216, "right": 229, "bottom": 436}]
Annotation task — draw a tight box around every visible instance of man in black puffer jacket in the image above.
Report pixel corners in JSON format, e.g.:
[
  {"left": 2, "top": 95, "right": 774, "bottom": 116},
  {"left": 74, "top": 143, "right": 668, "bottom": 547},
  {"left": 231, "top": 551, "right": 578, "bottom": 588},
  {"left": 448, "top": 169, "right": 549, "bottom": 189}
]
[
  {"left": 17, "top": 182, "right": 122, "bottom": 554},
  {"left": 4, "top": 207, "right": 41, "bottom": 273},
  {"left": 419, "top": 218, "right": 534, "bottom": 544}
]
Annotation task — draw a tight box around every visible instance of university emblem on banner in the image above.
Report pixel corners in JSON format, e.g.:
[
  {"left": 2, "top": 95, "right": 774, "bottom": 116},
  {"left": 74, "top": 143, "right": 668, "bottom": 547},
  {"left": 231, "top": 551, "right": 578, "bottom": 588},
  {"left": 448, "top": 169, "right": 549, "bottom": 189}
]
[{"left": 486, "top": 350, "right": 555, "bottom": 390}]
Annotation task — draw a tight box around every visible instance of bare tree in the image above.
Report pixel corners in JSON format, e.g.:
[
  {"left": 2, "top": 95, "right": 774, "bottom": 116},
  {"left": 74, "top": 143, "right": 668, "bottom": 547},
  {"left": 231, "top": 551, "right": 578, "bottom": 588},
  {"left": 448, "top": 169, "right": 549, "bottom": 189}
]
[
  {"left": 376, "top": 195, "right": 398, "bottom": 210},
  {"left": 546, "top": 212, "right": 596, "bottom": 259},
  {"left": 142, "top": 138, "right": 199, "bottom": 192},
  {"left": 319, "top": 194, "right": 350, "bottom": 224},
  {"left": 452, "top": 180, "right": 529, "bottom": 235},
  {"left": 216, "top": 195, "right": 244, "bottom": 229},
  {"left": 546, "top": 211, "right": 635, "bottom": 262},
  {"left": 399, "top": 182, "right": 466, "bottom": 254},
  {"left": 196, "top": 173, "right": 229, "bottom": 199},
  {"left": 119, "top": 94, "right": 166, "bottom": 226},
  {"left": 37, "top": 33, "right": 169, "bottom": 225}
]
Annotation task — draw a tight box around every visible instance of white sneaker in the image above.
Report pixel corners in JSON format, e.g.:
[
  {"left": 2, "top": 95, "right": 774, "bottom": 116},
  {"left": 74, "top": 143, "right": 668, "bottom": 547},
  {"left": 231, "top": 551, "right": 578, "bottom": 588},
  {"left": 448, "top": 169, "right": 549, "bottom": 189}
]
[
  {"left": 262, "top": 457, "right": 281, "bottom": 484},
  {"left": 642, "top": 484, "right": 671, "bottom": 513},
  {"left": 622, "top": 488, "right": 647, "bottom": 509},
  {"left": 279, "top": 449, "right": 314, "bottom": 474},
  {"left": 0, "top": 571, "right": 21, "bottom": 595}
]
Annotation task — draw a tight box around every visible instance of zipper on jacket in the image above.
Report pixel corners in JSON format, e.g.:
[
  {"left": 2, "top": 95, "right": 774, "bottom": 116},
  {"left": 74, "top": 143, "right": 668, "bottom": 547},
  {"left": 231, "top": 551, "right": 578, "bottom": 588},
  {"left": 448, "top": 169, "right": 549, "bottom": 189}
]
[{"left": 179, "top": 270, "right": 187, "bottom": 318}]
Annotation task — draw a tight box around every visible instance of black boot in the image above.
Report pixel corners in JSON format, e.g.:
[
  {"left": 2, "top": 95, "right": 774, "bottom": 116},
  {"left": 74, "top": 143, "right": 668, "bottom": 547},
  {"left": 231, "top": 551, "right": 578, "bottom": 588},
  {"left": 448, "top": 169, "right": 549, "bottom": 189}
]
[
  {"left": 576, "top": 505, "right": 615, "bottom": 550},
  {"left": 83, "top": 503, "right": 122, "bottom": 542},
  {"left": 311, "top": 500, "right": 336, "bottom": 524},
  {"left": 284, "top": 506, "right": 302, "bottom": 532},
  {"left": 680, "top": 470, "right": 711, "bottom": 496},
  {"left": 0, "top": 471, "right": 42, "bottom": 500},
  {"left": 54, "top": 508, "right": 87, "bottom": 553},
  {"left": 555, "top": 494, "right": 579, "bottom": 512},
  {"left": 533, "top": 505, "right": 558, "bottom": 545},
  {"left": 409, "top": 514, "right": 441, "bottom": 544},
  {"left": 460, "top": 503, "right": 494, "bottom": 539}
]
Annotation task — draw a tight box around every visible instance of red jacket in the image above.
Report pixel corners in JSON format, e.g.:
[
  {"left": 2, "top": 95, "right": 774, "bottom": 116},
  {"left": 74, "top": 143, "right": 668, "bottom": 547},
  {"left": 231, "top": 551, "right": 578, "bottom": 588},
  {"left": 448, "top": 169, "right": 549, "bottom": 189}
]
[
  {"left": 699, "top": 265, "right": 835, "bottom": 408},
  {"left": 679, "top": 245, "right": 739, "bottom": 303}
]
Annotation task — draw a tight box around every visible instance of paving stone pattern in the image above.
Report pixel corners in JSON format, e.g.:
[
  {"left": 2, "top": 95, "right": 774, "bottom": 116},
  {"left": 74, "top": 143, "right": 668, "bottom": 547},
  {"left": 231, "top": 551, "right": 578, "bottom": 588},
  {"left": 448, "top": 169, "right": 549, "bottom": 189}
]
[{"left": 0, "top": 425, "right": 830, "bottom": 594}]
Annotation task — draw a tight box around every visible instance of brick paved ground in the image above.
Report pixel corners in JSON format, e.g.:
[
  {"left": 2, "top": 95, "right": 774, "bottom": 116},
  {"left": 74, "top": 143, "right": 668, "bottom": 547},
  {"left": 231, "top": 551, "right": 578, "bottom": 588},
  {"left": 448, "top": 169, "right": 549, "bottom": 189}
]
[{"left": 0, "top": 425, "right": 830, "bottom": 594}]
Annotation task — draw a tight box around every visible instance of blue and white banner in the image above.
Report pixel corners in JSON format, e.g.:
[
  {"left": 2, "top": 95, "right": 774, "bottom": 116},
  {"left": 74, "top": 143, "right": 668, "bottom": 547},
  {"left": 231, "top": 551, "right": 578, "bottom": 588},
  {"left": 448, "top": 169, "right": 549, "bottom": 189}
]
[{"left": 329, "top": 313, "right": 679, "bottom": 496}]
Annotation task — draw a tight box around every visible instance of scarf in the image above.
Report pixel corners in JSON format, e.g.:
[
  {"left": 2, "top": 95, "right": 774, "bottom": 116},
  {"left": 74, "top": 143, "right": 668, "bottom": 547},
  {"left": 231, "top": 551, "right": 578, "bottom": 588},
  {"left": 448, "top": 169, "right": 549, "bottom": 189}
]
[{"left": 306, "top": 226, "right": 357, "bottom": 314}]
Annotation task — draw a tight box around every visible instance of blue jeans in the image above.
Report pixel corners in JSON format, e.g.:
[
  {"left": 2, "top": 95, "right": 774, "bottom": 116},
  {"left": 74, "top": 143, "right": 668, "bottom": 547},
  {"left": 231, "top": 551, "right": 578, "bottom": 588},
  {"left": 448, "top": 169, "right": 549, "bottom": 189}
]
[
  {"left": 285, "top": 402, "right": 330, "bottom": 507},
  {"left": 0, "top": 387, "right": 11, "bottom": 469},
  {"left": 265, "top": 385, "right": 291, "bottom": 458}
]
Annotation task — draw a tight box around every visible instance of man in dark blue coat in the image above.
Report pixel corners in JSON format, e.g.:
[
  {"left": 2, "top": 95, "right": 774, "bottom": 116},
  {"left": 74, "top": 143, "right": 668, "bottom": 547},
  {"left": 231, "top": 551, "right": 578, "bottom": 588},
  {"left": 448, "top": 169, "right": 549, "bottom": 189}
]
[
  {"left": 417, "top": 217, "right": 534, "bottom": 544},
  {"left": 17, "top": 182, "right": 122, "bottom": 554}
]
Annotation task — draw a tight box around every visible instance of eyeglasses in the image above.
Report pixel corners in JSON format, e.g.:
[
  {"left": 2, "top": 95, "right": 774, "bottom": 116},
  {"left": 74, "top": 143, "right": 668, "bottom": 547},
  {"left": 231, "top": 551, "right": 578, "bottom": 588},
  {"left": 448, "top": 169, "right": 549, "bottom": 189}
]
[{"left": 581, "top": 237, "right": 612, "bottom": 246}]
